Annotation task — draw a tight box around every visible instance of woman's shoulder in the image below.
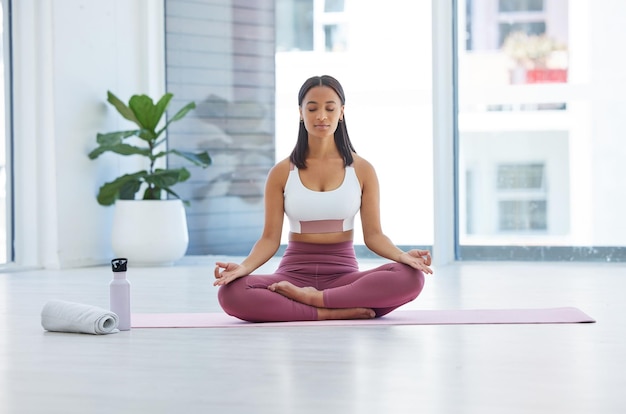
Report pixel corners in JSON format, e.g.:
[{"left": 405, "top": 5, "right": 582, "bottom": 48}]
[
  {"left": 267, "top": 157, "right": 292, "bottom": 184},
  {"left": 350, "top": 153, "right": 377, "bottom": 187},
  {"left": 272, "top": 157, "right": 293, "bottom": 172},
  {"left": 351, "top": 153, "right": 376, "bottom": 174}
]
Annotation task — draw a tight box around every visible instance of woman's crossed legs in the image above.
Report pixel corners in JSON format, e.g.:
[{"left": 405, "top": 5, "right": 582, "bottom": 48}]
[{"left": 217, "top": 262, "right": 425, "bottom": 322}]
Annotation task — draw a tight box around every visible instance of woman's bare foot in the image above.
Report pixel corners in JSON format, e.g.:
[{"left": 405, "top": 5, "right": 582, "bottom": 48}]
[
  {"left": 268, "top": 281, "right": 324, "bottom": 307},
  {"left": 267, "top": 280, "right": 376, "bottom": 321},
  {"left": 317, "top": 307, "right": 376, "bottom": 320},
  {"left": 268, "top": 281, "right": 376, "bottom": 320}
]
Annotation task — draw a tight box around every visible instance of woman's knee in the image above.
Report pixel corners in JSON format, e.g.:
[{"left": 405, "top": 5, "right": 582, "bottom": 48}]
[
  {"left": 411, "top": 269, "right": 426, "bottom": 297},
  {"left": 217, "top": 279, "right": 247, "bottom": 316},
  {"left": 390, "top": 263, "right": 425, "bottom": 297}
]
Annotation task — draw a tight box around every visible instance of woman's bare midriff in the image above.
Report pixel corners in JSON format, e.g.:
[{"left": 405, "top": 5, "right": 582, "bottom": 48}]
[{"left": 289, "top": 230, "right": 354, "bottom": 244}]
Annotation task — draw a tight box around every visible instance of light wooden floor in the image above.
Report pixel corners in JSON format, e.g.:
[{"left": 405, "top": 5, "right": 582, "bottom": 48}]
[{"left": 1, "top": 257, "right": 625, "bottom": 414}]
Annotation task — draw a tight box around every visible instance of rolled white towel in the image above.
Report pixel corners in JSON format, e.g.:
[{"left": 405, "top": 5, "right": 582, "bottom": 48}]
[{"left": 41, "top": 300, "right": 120, "bottom": 335}]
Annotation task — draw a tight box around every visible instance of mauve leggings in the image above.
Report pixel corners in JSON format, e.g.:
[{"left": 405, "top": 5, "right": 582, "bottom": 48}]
[{"left": 217, "top": 241, "right": 425, "bottom": 322}]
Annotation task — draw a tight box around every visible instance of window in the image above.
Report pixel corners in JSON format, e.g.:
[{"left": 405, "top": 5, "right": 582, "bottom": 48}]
[
  {"left": 499, "top": 0, "right": 544, "bottom": 13},
  {"left": 276, "top": 1, "right": 434, "bottom": 253},
  {"left": 457, "top": 0, "right": 626, "bottom": 260},
  {"left": 498, "top": 200, "right": 547, "bottom": 231},
  {"left": 497, "top": 163, "right": 547, "bottom": 231},
  {"left": 496, "top": 163, "right": 545, "bottom": 190},
  {"left": 164, "top": 1, "right": 275, "bottom": 255},
  {"left": 324, "top": 0, "right": 344, "bottom": 12},
  {"left": 498, "top": 0, "right": 546, "bottom": 46},
  {"left": 275, "top": 0, "right": 313, "bottom": 51},
  {"left": 276, "top": 0, "right": 347, "bottom": 52}
]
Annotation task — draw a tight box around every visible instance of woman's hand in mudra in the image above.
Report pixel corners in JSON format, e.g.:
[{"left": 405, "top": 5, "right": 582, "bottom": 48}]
[
  {"left": 214, "top": 262, "right": 249, "bottom": 286},
  {"left": 399, "top": 250, "right": 433, "bottom": 274}
]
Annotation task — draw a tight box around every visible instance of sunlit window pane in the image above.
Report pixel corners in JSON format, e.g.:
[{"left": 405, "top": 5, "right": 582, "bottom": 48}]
[
  {"left": 323, "top": 24, "right": 346, "bottom": 51},
  {"left": 498, "top": 0, "right": 544, "bottom": 13},
  {"left": 458, "top": 0, "right": 626, "bottom": 260},
  {"left": 324, "top": 0, "right": 344, "bottom": 13},
  {"left": 276, "top": 0, "right": 313, "bottom": 52},
  {"left": 497, "top": 164, "right": 544, "bottom": 189},
  {"left": 276, "top": 1, "right": 434, "bottom": 250},
  {"left": 498, "top": 200, "right": 547, "bottom": 231}
]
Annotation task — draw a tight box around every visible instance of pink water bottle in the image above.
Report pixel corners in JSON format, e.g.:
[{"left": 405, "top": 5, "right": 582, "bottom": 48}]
[{"left": 110, "top": 258, "right": 131, "bottom": 331}]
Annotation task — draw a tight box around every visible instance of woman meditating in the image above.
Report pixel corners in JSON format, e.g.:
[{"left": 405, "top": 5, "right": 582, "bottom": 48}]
[{"left": 214, "top": 75, "right": 432, "bottom": 322}]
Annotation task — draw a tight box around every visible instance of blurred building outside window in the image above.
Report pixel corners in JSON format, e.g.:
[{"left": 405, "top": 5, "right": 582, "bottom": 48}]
[
  {"left": 276, "top": 0, "right": 347, "bottom": 52},
  {"left": 458, "top": 0, "right": 626, "bottom": 260}
]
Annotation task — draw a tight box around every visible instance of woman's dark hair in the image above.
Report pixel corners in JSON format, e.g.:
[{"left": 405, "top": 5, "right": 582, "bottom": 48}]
[{"left": 289, "top": 75, "right": 356, "bottom": 169}]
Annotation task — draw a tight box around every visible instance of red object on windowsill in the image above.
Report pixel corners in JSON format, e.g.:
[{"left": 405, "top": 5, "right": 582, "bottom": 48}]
[{"left": 526, "top": 69, "right": 568, "bottom": 83}]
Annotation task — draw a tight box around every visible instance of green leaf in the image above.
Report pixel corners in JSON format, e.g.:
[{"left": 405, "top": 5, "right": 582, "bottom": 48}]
[
  {"left": 129, "top": 93, "right": 172, "bottom": 134},
  {"left": 108, "top": 144, "right": 152, "bottom": 157},
  {"left": 150, "top": 150, "right": 168, "bottom": 161},
  {"left": 107, "top": 91, "right": 141, "bottom": 127},
  {"left": 169, "top": 101, "right": 196, "bottom": 123},
  {"left": 154, "top": 94, "right": 174, "bottom": 125},
  {"left": 88, "top": 143, "right": 152, "bottom": 159},
  {"left": 136, "top": 128, "right": 157, "bottom": 142},
  {"left": 144, "top": 168, "right": 191, "bottom": 189},
  {"left": 157, "top": 101, "right": 196, "bottom": 135},
  {"left": 142, "top": 186, "right": 162, "bottom": 200},
  {"left": 170, "top": 149, "right": 212, "bottom": 167},
  {"left": 119, "top": 179, "right": 143, "bottom": 200},
  {"left": 162, "top": 186, "right": 182, "bottom": 199},
  {"left": 96, "top": 130, "right": 140, "bottom": 146},
  {"left": 88, "top": 146, "right": 108, "bottom": 160},
  {"left": 89, "top": 130, "right": 147, "bottom": 159},
  {"left": 96, "top": 171, "right": 147, "bottom": 206}
]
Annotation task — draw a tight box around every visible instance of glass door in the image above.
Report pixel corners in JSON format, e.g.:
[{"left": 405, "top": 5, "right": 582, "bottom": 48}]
[{"left": 456, "top": 0, "right": 626, "bottom": 260}]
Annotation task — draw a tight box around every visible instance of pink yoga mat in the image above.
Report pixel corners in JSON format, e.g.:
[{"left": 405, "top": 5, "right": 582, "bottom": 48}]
[{"left": 131, "top": 307, "right": 595, "bottom": 328}]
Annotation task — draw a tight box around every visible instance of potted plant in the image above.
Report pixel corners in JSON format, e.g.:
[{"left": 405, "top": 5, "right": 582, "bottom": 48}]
[{"left": 89, "top": 91, "right": 211, "bottom": 265}]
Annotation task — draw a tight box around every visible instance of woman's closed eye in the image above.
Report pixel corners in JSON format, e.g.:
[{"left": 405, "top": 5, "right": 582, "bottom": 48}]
[{"left": 307, "top": 107, "right": 335, "bottom": 112}]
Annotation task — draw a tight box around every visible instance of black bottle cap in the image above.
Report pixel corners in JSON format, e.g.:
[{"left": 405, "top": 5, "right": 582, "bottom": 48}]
[{"left": 111, "top": 258, "right": 128, "bottom": 272}]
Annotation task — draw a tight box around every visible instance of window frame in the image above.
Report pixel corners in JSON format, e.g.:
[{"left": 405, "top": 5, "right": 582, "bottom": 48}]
[{"left": 1, "top": 0, "right": 13, "bottom": 264}]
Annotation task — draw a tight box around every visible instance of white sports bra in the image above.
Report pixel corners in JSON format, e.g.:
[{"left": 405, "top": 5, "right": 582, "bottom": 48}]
[{"left": 284, "top": 163, "right": 362, "bottom": 234}]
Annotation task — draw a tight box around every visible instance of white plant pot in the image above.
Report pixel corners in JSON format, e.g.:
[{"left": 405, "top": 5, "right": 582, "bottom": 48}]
[{"left": 111, "top": 199, "right": 189, "bottom": 266}]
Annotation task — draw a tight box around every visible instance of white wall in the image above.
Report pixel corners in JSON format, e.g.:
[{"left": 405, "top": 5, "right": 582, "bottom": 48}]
[{"left": 12, "top": 0, "right": 165, "bottom": 269}]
